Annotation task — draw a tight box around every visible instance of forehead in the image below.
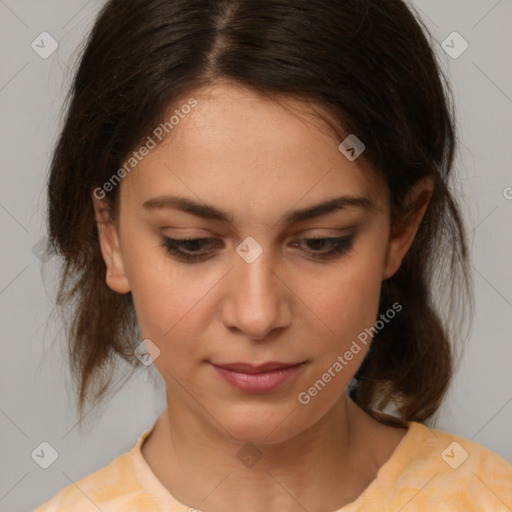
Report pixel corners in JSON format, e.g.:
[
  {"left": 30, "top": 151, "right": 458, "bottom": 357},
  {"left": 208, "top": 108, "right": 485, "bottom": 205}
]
[{"left": 120, "top": 82, "right": 388, "bottom": 221}]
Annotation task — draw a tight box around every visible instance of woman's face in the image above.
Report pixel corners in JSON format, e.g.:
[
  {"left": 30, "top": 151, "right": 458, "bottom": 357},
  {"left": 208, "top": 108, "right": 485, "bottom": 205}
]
[{"left": 95, "top": 82, "right": 419, "bottom": 444}]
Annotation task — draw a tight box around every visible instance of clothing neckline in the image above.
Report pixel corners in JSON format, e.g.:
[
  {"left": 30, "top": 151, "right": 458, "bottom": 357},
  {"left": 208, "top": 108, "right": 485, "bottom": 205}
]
[{"left": 131, "top": 420, "right": 424, "bottom": 511}]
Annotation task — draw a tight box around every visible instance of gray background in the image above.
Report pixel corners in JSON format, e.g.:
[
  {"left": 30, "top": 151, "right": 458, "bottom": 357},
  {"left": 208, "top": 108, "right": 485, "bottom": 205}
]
[{"left": 1, "top": 1, "right": 511, "bottom": 511}]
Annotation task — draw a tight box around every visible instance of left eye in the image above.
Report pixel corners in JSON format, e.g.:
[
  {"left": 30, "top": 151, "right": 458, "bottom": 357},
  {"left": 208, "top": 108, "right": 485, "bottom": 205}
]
[
  {"left": 292, "top": 235, "right": 354, "bottom": 259},
  {"left": 160, "top": 235, "right": 354, "bottom": 263}
]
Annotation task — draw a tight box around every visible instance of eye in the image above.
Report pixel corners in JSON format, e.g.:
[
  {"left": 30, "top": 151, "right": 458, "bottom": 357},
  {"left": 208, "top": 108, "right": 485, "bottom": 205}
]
[
  {"left": 292, "top": 235, "right": 354, "bottom": 259},
  {"left": 161, "top": 234, "right": 354, "bottom": 263},
  {"left": 160, "top": 237, "right": 219, "bottom": 262}
]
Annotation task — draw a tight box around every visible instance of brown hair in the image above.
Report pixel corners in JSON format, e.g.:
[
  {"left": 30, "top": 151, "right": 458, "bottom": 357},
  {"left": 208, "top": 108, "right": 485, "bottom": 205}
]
[{"left": 46, "top": 0, "right": 471, "bottom": 427}]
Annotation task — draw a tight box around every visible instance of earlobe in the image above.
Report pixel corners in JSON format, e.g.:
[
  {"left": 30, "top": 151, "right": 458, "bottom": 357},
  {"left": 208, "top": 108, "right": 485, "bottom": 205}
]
[
  {"left": 383, "top": 178, "right": 434, "bottom": 280},
  {"left": 91, "top": 194, "right": 131, "bottom": 294}
]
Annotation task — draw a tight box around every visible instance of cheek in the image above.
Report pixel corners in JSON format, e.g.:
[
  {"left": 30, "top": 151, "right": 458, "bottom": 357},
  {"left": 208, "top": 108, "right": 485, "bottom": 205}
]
[
  {"left": 130, "top": 266, "right": 213, "bottom": 341},
  {"left": 128, "top": 265, "right": 212, "bottom": 379},
  {"left": 304, "top": 250, "right": 386, "bottom": 350},
  {"left": 292, "top": 253, "right": 385, "bottom": 408},
  {"left": 121, "top": 236, "right": 206, "bottom": 343}
]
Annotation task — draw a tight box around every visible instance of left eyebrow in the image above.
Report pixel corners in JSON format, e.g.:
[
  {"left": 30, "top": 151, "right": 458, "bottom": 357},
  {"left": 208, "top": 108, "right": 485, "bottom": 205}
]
[
  {"left": 142, "top": 195, "right": 373, "bottom": 225},
  {"left": 282, "top": 195, "right": 373, "bottom": 223}
]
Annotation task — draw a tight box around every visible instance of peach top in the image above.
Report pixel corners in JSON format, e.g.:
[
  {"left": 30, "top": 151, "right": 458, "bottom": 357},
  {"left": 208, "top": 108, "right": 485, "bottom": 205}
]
[{"left": 33, "top": 421, "right": 512, "bottom": 511}]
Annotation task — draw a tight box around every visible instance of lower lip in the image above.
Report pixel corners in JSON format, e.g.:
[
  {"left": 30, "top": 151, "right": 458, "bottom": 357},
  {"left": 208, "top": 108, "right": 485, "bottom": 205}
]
[{"left": 211, "top": 364, "right": 304, "bottom": 393}]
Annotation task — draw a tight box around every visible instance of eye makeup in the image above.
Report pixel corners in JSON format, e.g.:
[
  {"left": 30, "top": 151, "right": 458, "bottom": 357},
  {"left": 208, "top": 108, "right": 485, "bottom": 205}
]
[{"left": 160, "top": 234, "right": 355, "bottom": 263}]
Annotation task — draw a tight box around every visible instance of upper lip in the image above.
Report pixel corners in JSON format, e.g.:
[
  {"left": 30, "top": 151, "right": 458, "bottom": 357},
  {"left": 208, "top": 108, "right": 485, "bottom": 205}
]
[{"left": 211, "top": 362, "right": 303, "bottom": 374}]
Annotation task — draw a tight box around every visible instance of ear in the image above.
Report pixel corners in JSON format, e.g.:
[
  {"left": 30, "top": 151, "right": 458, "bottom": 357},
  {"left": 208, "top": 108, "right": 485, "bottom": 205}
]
[
  {"left": 382, "top": 178, "right": 434, "bottom": 280},
  {"left": 91, "top": 194, "right": 131, "bottom": 293}
]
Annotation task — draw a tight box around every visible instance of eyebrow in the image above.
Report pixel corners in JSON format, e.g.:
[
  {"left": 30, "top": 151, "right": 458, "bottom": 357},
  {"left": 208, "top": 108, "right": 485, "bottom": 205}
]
[{"left": 142, "top": 195, "right": 373, "bottom": 224}]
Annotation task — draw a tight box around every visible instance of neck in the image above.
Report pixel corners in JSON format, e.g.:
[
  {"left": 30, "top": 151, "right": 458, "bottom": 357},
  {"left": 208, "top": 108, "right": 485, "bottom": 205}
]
[{"left": 142, "top": 393, "right": 392, "bottom": 512}]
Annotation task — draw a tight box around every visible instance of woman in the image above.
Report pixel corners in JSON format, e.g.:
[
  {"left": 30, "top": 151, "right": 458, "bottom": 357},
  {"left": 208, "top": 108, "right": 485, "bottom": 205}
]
[{"left": 34, "top": 0, "right": 512, "bottom": 510}]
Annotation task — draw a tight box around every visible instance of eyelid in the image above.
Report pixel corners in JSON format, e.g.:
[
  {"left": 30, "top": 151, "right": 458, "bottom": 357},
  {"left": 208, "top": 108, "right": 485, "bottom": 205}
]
[
  {"left": 160, "top": 232, "right": 355, "bottom": 263},
  {"left": 159, "top": 236, "right": 218, "bottom": 263}
]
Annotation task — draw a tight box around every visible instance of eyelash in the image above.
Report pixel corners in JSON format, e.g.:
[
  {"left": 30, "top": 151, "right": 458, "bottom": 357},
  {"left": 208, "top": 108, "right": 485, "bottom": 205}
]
[{"left": 160, "top": 235, "right": 354, "bottom": 263}]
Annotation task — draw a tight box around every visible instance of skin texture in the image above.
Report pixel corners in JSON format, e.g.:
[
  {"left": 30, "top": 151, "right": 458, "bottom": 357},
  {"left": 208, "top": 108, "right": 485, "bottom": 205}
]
[{"left": 93, "top": 81, "right": 432, "bottom": 512}]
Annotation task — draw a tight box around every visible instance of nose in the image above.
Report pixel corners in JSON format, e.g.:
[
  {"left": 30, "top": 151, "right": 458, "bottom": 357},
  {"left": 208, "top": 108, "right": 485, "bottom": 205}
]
[{"left": 220, "top": 247, "right": 291, "bottom": 341}]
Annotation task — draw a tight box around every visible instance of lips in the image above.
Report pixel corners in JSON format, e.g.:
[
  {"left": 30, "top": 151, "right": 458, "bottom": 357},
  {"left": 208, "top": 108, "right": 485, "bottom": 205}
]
[
  {"left": 213, "top": 362, "right": 302, "bottom": 374},
  {"left": 210, "top": 361, "right": 305, "bottom": 393}
]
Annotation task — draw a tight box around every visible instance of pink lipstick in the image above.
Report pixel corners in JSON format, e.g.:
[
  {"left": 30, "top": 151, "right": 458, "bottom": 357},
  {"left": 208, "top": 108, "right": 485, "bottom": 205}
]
[{"left": 211, "top": 361, "right": 304, "bottom": 393}]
